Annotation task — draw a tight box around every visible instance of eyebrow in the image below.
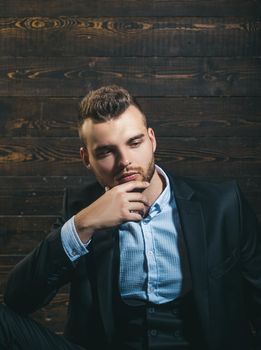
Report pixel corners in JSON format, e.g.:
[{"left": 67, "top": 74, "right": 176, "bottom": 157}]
[
  {"left": 94, "top": 145, "right": 113, "bottom": 154},
  {"left": 127, "top": 133, "right": 145, "bottom": 143},
  {"left": 94, "top": 133, "right": 145, "bottom": 153}
]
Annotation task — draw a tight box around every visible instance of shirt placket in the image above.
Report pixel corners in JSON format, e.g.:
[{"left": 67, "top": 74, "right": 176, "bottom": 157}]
[{"left": 141, "top": 215, "right": 158, "bottom": 302}]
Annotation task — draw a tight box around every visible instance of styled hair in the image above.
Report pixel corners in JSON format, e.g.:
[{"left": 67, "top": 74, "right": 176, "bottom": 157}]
[{"left": 78, "top": 85, "right": 146, "bottom": 129}]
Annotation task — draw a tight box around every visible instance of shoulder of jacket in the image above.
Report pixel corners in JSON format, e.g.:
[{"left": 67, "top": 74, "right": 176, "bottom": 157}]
[
  {"left": 64, "top": 181, "right": 104, "bottom": 216},
  {"left": 171, "top": 175, "right": 239, "bottom": 202}
]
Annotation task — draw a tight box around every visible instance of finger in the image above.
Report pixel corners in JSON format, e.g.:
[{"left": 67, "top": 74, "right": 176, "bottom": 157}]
[
  {"left": 126, "top": 192, "right": 149, "bottom": 206},
  {"left": 128, "top": 202, "right": 147, "bottom": 213},
  {"left": 126, "top": 211, "right": 144, "bottom": 222},
  {"left": 120, "top": 180, "right": 150, "bottom": 192}
]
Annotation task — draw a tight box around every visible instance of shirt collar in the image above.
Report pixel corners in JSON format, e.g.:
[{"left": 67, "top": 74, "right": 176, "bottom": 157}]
[{"left": 146, "top": 165, "right": 171, "bottom": 219}]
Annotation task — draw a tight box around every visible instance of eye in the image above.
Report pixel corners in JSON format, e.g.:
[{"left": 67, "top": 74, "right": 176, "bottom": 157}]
[
  {"left": 130, "top": 140, "right": 142, "bottom": 148},
  {"left": 96, "top": 149, "right": 112, "bottom": 159}
]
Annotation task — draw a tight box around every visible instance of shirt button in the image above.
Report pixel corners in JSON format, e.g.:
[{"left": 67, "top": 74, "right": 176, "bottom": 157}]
[
  {"left": 72, "top": 249, "right": 77, "bottom": 256},
  {"left": 148, "top": 250, "right": 153, "bottom": 255},
  {"left": 143, "top": 217, "right": 150, "bottom": 224},
  {"left": 148, "top": 286, "right": 154, "bottom": 293}
]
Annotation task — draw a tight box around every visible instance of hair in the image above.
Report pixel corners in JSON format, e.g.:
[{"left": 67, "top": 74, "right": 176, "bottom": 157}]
[{"left": 78, "top": 85, "right": 147, "bottom": 132}]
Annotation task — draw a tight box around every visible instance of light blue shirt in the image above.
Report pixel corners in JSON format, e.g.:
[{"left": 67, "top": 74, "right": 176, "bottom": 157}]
[{"left": 61, "top": 166, "right": 191, "bottom": 304}]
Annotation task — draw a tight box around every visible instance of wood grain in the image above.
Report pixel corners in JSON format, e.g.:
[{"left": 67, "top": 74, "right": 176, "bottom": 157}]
[
  {"left": 1, "top": 97, "right": 260, "bottom": 137},
  {"left": 1, "top": 17, "right": 260, "bottom": 57},
  {"left": 0, "top": 176, "right": 95, "bottom": 191},
  {"left": 0, "top": 0, "right": 259, "bottom": 16},
  {"left": 0, "top": 137, "right": 260, "bottom": 176},
  {"left": 0, "top": 216, "right": 56, "bottom": 254},
  {"left": 1, "top": 0, "right": 260, "bottom": 336},
  {"left": 0, "top": 191, "right": 63, "bottom": 215},
  {"left": 0, "top": 57, "right": 260, "bottom": 97}
]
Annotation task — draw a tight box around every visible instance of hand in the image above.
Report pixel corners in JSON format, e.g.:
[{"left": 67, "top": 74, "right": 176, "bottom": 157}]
[{"left": 74, "top": 181, "right": 150, "bottom": 243}]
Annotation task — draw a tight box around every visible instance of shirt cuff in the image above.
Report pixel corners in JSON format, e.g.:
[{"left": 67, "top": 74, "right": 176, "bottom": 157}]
[{"left": 61, "top": 216, "right": 90, "bottom": 262}]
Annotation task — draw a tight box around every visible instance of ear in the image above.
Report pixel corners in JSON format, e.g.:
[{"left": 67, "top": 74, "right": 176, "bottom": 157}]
[
  {"left": 80, "top": 147, "right": 91, "bottom": 169},
  {"left": 148, "top": 127, "right": 157, "bottom": 153}
]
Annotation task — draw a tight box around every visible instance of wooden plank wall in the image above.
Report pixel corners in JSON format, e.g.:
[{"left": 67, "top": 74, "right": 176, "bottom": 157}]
[{"left": 0, "top": 0, "right": 260, "bottom": 333}]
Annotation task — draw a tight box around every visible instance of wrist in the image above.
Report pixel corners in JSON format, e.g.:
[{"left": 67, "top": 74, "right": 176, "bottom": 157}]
[{"left": 74, "top": 212, "right": 95, "bottom": 243}]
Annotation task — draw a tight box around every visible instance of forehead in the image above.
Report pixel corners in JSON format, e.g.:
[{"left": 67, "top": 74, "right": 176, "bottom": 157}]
[{"left": 81, "top": 105, "right": 147, "bottom": 147}]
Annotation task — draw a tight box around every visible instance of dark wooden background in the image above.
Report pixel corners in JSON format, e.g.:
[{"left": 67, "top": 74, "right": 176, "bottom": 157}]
[{"left": 0, "top": 0, "right": 260, "bottom": 334}]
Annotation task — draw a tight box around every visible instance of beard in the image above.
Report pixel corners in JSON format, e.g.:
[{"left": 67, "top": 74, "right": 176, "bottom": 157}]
[
  {"left": 93, "top": 155, "right": 156, "bottom": 190},
  {"left": 126, "top": 157, "right": 155, "bottom": 193},
  {"left": 140, "top": 156, "right": 155, "bottom": 183}
]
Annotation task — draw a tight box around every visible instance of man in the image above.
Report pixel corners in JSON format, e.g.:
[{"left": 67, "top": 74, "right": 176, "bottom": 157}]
[{"left": 0, "top": 85, "right": 260, "bottom": 350}]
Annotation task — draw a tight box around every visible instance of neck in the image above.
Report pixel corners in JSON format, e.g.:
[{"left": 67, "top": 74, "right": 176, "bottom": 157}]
[{"left": 143, "top": 168, "right": 165, "bottom": 206}]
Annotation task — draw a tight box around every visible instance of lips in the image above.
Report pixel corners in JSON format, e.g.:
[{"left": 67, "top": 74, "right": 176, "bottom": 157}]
[{"left": 117, "top": 172, "right": 139, "bottom": 184}]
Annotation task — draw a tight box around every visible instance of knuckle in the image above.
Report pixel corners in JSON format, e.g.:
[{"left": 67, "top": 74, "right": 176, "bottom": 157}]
[
  {"left": 134, "top": 214, "right": 142, "bottom": 221},
  {"left": 122, "top": 208, "right": 129, "bottom": 217},
  {"left": 139, "top": 193, "right": 144, "bottom": 201}
]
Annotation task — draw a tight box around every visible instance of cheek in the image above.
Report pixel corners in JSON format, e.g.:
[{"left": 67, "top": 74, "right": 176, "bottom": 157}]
[
  {"left": 93, "top": 158, "right": 115, "bottom": 173},
  {"left": 131, "top": 154, "right": 152, "bottom": 172},
  {"left": 137, "top": 143, "right": 154, "bottom": 161}
]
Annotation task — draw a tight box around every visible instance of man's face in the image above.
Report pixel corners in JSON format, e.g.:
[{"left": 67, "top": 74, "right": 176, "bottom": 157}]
[{"left": 80, "top": 105, "right": 157, "bottom": 189}]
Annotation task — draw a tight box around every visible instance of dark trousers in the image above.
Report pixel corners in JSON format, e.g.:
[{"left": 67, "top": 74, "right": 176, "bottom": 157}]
[{"left": 0, "top": 304, "right": 85, "bottom": 350}]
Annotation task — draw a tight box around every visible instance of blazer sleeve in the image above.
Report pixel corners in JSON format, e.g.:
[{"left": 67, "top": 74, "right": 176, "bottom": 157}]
[
  {"left": 3, "top": 189, "right": 76, "bottom": 314},
  {"left": 237, "top": 185, "right": 261, "bottom": 344}
]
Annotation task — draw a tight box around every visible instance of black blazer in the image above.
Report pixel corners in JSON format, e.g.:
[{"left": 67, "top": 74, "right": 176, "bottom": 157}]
[{"left": 4, "top": 174, "right": 261, "bottom": 350}]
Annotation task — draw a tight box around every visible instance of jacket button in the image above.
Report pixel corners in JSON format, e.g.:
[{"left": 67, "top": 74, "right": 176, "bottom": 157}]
[
  {"left": 172, "top": 308, "right": 179, "bottom": 316},
  {"left": 150, "top": 329, "right": 157, "bottom": 336},
  {"left": 148, "top": 307, "right": 155, "bottom": 313},
  {"left": 174, "top": 330, "right": 182, "bottom": 338}
]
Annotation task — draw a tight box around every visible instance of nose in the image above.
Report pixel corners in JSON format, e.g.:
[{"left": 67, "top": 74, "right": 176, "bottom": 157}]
[
  {"left": 119, "top": 158, "right": 131, "bottom": 168},
  {"left": 122, "top": 159, "right": 131, "bottom": 167},
  {"left": 117, "top": 149, "right": 132, "bottom": 168}
]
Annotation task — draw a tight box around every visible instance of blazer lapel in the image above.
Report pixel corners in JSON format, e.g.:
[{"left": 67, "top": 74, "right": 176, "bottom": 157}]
[
  {"left": 171, "top": 177, "right": 210, "bottom": 335},
  {"left": 91, "top": 227, "right": 118, "bottom": 341}
]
